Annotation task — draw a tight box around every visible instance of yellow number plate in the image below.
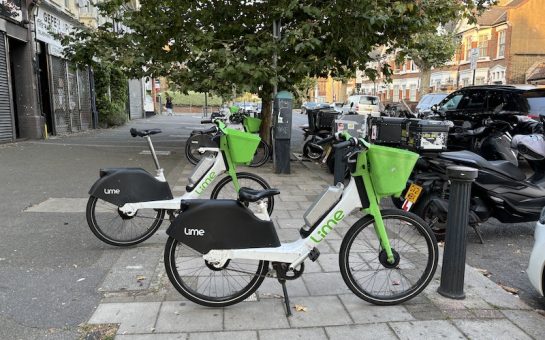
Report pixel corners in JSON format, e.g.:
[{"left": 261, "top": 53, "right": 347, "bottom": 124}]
[{"left": 404, "top": 184, "right": 423, "bottom": 203}]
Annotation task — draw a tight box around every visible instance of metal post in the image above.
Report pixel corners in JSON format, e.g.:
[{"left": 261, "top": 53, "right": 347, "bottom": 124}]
[{"left": 437, "top": 166, "right": 478, "bottom": 299}]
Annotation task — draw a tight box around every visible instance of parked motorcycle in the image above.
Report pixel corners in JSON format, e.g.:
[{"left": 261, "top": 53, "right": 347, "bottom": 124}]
[{"left": 401, "top": 119, "right": 545, "bottom": 242}]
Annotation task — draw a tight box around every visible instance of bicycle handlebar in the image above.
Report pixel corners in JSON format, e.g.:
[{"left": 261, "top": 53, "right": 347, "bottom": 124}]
[{"left": 201, "top": 119, "right": 213, "bottom": 124}]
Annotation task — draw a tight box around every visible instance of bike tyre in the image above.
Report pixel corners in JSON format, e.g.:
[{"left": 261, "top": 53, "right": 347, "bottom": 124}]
[
  {"left": 210, "top": 172, "right": 274, "bottom": 215},
  {"left": 86, "top": 196, "right": 165, "bottom": 247},
  {"left": 164, "top": 237, "right": 268, "bottom": 307},
  {"left": 249, "top": 140, "right": 270, "bottom": 167},
  {"left": 339, "top": 209, "right": 438, "bottom": 305},
  {"left": 185, "top": 133, "right": 215, "bottom": 165}
]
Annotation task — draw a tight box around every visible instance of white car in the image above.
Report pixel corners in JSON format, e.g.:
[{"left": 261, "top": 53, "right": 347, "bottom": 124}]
[
  {"left": 341, "top": 95, "right": 381, "bottom": 116},
  {"left": 527, "top": 207, "right": 545, "bottom": 296}
]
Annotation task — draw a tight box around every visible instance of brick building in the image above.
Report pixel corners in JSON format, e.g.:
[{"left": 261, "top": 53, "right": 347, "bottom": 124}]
[{"left": 357, "top": 0, "right": 545, "bottom": 105}]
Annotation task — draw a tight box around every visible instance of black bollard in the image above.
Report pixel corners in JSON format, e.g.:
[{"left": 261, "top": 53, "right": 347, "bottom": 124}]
[{"left": 437, "top": 166, "right": 478, "bottom": 299}]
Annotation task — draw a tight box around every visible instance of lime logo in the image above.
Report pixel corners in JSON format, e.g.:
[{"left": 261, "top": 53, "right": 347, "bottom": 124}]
[
  {"left": 310, "top": 210, "right": 345, "bottom": 243},
  {"left": 195, "top": 171, "right": 216, "bottom": 195}
]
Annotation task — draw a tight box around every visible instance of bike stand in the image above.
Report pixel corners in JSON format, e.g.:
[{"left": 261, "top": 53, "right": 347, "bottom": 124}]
[{"left": 278, "top": 278, "right": 292, "bottom": 317}]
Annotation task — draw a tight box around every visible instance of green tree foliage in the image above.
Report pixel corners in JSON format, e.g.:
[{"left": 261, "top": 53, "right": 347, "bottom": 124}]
[{"left": 62, "top": 0, "right": 494, "bottom": 140}]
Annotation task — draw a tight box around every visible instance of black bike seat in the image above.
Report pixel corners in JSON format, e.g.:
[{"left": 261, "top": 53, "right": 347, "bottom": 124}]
[
  {"left": 130, "top": 128, "right": 162, "bottom": 137},
  {"left": 238, "top": 187, "right": 280, "bottom": 203}
]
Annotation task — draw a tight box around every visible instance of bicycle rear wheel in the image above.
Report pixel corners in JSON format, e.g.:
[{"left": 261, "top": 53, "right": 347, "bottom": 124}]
[
  {"left": 164, "top": 237, "right": 268, "bottom": 307},
  {"left": 185, "top": 133, "right": 216, "bottom": 165},
  {"left": 339, "top": 209, "right": 438, "bottom": 305},
  {"left": 249, "top": 140, "right": 270, "bottom": 167},
  {"left": 210, "top": 172, "right": 274, "bottom": 215},
  {"left": 86, "top": 196, "right": 165, "bottom": 246}
]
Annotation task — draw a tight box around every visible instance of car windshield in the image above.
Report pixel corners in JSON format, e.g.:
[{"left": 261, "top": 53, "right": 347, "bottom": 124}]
[
  {"left": 524, "top": 91, "right": 545, "bottom": 116},
  {"left": 359, "top": 96, "right": 379, "bottom": 105},
  {"left": 439, "top": 93, "right": 464, "bottom": 111}
]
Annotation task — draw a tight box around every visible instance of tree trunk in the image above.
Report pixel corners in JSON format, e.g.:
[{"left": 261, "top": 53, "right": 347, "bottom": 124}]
[
  {"left": 419, "top": 68, "right": 432, "bottom": 99},
  {"left": 259, "top": 85, "right": 274, "bottom": 145}
]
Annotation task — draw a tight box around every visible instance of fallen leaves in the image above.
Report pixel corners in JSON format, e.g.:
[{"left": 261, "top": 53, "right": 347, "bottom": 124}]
[
  {"left": 499, "top": 284, "right": 519, "bottom": 295},
  {"left": 476, "top": 268, "right": 492, "bottom": 278},
  {"left": 294, "top": 304, "right": 308, "bottom": 312}
]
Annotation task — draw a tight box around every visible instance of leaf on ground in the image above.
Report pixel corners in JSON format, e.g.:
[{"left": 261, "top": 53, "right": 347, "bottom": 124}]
[
  {"left": 392, "top": 280, "right": 401, "bottom": 286},
  {"left": 499, "top": 284, "right": 519, "bottom": 295},
  {"left": 475, "top": 268, "right": 492, "bottom": 277},
  {"left": 294, "top": 304, "right": 308, "bottom": 312},
  {"left": 136, "top": 275, "right": 146, "bottom": 281}
]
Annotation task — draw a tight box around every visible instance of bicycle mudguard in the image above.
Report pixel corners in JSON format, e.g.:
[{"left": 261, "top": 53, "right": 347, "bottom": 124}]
[
  {"left": 166, "top": 199, "right": 280, "bottom": 254},
  {"left": 88, "top": 168, "right": 173, "bottom": 206}
]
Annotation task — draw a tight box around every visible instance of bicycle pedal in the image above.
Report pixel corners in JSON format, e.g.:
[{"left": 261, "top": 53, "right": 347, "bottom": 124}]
[{"left": 308, "top": 247, "right": 320, "bottom": 262}]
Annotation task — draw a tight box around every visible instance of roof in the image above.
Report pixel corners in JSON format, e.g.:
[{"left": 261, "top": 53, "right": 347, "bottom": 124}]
[
  {"left": 477, "top": 7, "right": 508, "bottom": 26},
  {"left": 527, "top": 62, "right": 545, "bottom": 82}
]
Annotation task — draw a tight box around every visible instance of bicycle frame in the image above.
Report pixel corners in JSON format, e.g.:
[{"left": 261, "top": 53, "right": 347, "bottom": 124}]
[{"left": 202, "top": 154, "right": 396, "bottom": 269}]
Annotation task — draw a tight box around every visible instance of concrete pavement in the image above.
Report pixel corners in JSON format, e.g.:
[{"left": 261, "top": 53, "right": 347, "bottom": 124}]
[{"left": 84, "top": 161, "right": 545, "bottom": 339}]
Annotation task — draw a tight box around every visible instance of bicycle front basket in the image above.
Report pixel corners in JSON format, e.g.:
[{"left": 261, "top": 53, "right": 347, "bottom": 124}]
[
  {"left": 367, "top": 144, "right": 418, "bottom": 197},
  {"left": 243, "top": 116, "right": 262, "bottom": 133},
  {"left": 225, "top": 128, "right": 261, "bottom": 164}
]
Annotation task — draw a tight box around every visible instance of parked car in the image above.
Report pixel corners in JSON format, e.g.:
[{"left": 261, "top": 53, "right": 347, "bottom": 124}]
[
  {"left": 433, "top": 85, "right": 545, "bottom": 120},
  {"left": 341, "top": 95, "right": 381, "bottom": 116},
  {"left": 528, "top": 207, "right": 545, "bottom": 297},
  {"left": 234, "top": 102, "right": 257, "bottom": 114},
  {"left": 416, "top": 93, "right": 449, "bottom": 117}
]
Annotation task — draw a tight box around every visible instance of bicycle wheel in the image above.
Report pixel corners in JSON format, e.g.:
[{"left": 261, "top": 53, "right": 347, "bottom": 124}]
[
  {"left": 339, "top": 209, "right": 438, "bottom": 305},
  {"left": 302, "top": 138, "right": 323, "bottom": 160},
  {"left": 249, "top": 140, "right": 270, "bottom": 167},
  {"left": 164, "top": 237, "right": 268, "bottom": 307},
  {"left": 210, "top": 172, "right": 274, "bottom": 215},
  {"left": 185, "top": 133, "right": 216, "bottom": 165},
  {"left": 86, "top": 196, "right": 165, "bottom": 246}
]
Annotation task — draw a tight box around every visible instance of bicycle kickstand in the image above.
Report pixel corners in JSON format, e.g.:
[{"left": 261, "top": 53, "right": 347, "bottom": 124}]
[{"left": 278, "top": 278, "right": 292, "bottom": 317}]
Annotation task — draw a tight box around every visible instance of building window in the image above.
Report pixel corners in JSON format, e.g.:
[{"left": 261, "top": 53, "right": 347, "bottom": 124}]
[
  {"left": 410, "top": 84, "right": 417, "bottom": 101},
  {"left": 478, "top": 35, "right": 488, "bottom": 58},
  {"left": 497, "top": 31, "right": 505, "bottom": 58},
  {"left": 393, "top": 85, "right": 399, "bottom": 102},
  {"left": 465, "top": 37, "right": 472, "bottom": 60}
]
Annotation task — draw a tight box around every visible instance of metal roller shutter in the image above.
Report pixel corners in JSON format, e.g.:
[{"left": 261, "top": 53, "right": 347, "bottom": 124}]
[
  {"left": 50, "top": 56, "right": 70, "bottom": 134},
  {"left": 78, "top": 67, "right": 92, "bottom": 130},
  {"left": 67, "top": 64, "right": 80, "bottom": 131},
  {"left": 0, "top": 32, "right": 14, "bottom": 143}
]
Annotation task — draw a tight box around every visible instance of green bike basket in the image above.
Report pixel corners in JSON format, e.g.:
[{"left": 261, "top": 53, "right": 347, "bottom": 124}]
[
  {"left": 225, "top": 128, "right": 261, "bottom": 164},
  {"left": 367, "top": 144, "right": 418, "bottom": 196},
  {"left": 243, "top": 116, "right": 262, "bottom": 133}
]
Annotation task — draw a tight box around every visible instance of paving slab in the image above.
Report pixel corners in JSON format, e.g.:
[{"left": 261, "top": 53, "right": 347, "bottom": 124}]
[
  {"left": 257, "top": 277, "right": 310, "bottom": 298},
  {"left": 502, "top": 310, "right": 545, "bottom": 339},
  {"left": 302, "top": 272, "right": 352, "bottom": 296},
  {"left": 99, "top": 246, "right": 163, "bottom": 292},
  {"left": 23, "top": 197, "right": 88, "bottom": 213},
  {"left": 287, "top": 296, "right": 353, "bottom": 328},
  {"left": 223, "top": 300, "right": 289, "bottom": 330},
  {"left": 154, "top": 301, "right": 223, "bottom": 333},
  {"left": 389, "top": 320, "right": 466, "bottom": 340},
  {"left": 87, "top": 302, "right": 161, "bottom": 334},
  {"left": 453, "top": 319, "right": 533, "bottom": 340},
  {"left": 325, "top": 324, "right": 399, "bottom": 340},
  {"left": 116, "top": 334, "right": 186, "bottom": 340},
  {"left": 189, "top": 330, "right": 257, "bottom": 340},
  {"left": 339, "top": 294, "right": 415, "bottom": 324},
  {"left": 259, "top": 327, "right": 328, "bottom": 340}
]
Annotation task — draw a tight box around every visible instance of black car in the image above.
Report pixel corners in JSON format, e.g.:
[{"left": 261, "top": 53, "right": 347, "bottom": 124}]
[{"left": 434, "top": 85, "right": 545, "bottom": 121}]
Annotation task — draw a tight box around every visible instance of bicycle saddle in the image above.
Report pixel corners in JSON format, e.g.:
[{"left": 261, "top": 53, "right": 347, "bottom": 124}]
[
  {"left": 238, "top": 187, "right": 280, "bottom": 203},
  {"left": 130, "top": 128, "right": 162, "bottom": 137}
]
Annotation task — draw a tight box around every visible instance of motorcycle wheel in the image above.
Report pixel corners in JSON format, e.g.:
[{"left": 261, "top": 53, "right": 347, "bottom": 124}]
[{"left": 412, "top": 194, "right": 447, "bottom": 242}]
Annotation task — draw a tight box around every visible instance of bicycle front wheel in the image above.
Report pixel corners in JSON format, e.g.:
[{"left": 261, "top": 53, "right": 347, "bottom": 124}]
[
  {"left": 164, "top": 237, "right": 268, "bottom": 307},
  {"left": 185, "top": 133, "right": 216, "bottom": 165},
  {"left": 249, "top": 140, "right": 270, "bottom": 167},
  {"left": 210, "top": 172, "right": 274, "bottom": 215},
  {"left": 339, "top": 209, "right": 438, "bottom": 305},
  {"left": 86, "top": 196, "right": 165, "bottom": 246}
]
